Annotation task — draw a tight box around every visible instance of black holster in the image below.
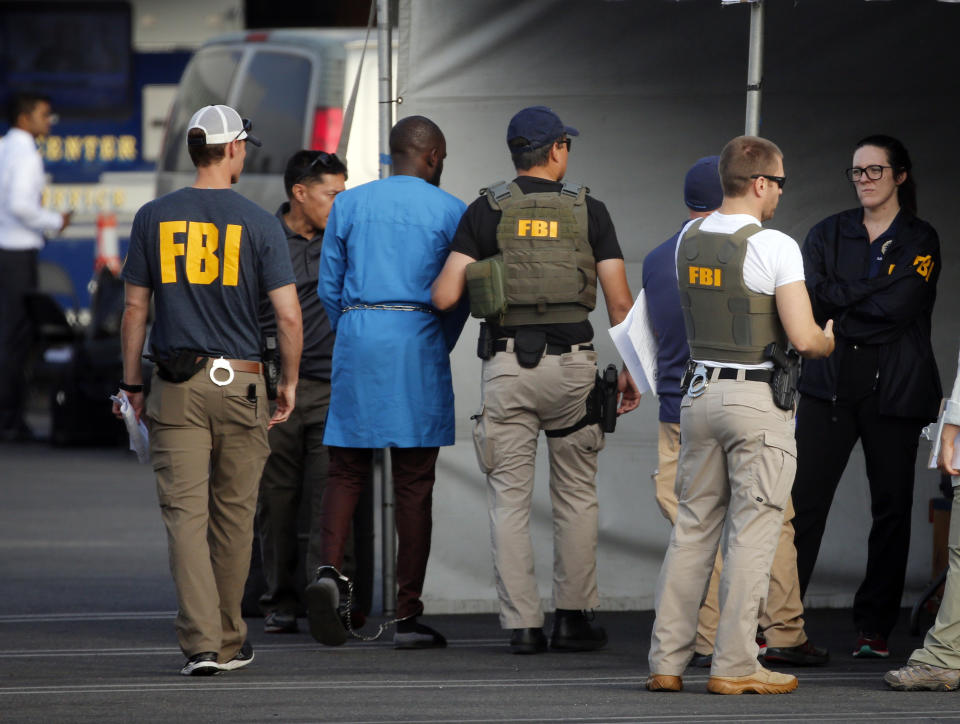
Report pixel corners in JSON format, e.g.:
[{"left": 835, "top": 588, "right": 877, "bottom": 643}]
[
  {"left": 146, "top": 349, "right": 206, "bottom": 383},
  {"left": 477, "top": 322, "right": 493, "bottom": 361},
  {"left": 545, "top": 363, "right": 618, "bottom": 438},
  {"left": 262, "top": 335, "right": 279, "bottom": 400},
  {"left": 764, "top": 342, "right": 801, "bottom": 411},
  {"left": 514, "top": 328, "right": 546, "bottom": 368}
]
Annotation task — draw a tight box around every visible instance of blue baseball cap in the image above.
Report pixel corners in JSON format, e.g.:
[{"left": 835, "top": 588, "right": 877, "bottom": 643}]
[
  {"left": 684, "top": 155, "right": 722, "bottom": 211},
  {"left": 506, "top": 106, "right": 579, "bottom": 153}
]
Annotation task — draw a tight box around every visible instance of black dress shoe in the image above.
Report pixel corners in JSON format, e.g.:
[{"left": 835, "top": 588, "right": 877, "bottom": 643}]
[
  {"left": 763, "top": 640, "right": 829, "bottom": 666},
  {"left": 689, "top": 652, "right": 713, "bottom": 668},
  {"left": 550, "top": 609, "right": 607, "bottom": 652},
  {"left": 509, "top": 627, "right": 547, "bottom": 655}
]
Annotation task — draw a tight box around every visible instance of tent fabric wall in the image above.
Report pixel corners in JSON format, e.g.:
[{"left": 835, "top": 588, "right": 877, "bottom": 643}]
[{"left": 395, "top": 0, "right": 960, "bottom": 614}]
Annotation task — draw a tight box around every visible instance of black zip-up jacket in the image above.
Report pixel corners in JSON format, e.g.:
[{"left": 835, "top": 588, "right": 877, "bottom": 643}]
[{"left": 798, "top": 208, "right": 941, "bottom": 420}]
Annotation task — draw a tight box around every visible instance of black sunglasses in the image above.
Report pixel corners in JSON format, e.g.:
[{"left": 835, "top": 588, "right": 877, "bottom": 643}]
[
  {"left": 231, "top": 118, "right": 262, "bottom": 147},
  {"left": 751, "top": 173, "right": 786, "bottom": 190},
  {"left": 557, "top": 137, "right": 572, "bottom": 151},
  {"left": 296, "top": 151, "right": 341, "bottom": 183}
]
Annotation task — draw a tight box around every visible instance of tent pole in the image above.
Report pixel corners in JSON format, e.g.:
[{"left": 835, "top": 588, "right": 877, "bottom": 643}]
[
  {"left": 376, "top": 0, "right": 397, "bottom": 618},
  {"left": 745, "top": 0, "right": 764, "bottom": 136}
]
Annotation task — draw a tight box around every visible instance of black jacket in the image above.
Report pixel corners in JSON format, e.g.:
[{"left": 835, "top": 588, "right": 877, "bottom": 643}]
[{"left": 798, "top": 208, "right": 942, "bottom": 420}]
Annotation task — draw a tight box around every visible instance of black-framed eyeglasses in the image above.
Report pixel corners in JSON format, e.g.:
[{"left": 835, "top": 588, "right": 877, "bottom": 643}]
[
  {"left": 557, "top": 137, "right": 572, "bottom": 152},
  {"left": 751, "top": 173, "right": 786, "bottom": 190},
  {"left": 296, "top": 151, "right": 341, "bottom": 184},
  {"left": 232, "top": 117, "right": 253, "bottom": 143},
  {"left": 844, "top": 165, "right": 893, "bottom": 182}
]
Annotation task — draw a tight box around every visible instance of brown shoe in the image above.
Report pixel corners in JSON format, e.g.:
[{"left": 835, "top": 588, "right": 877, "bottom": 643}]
[
  {"left": 707, "top": 666, "right": 798, "bottom": 695},
  {"left": 646, "top": 674, "right": 683, "bottom": 692}
]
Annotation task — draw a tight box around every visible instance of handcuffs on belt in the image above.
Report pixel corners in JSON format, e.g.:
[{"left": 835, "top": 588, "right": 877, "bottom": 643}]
[
  {"left": 681, "top": 360, "right": 709, "bottom": 398},
  {"left": 209, "top": 356, "right": 234, "bottom": 387}
]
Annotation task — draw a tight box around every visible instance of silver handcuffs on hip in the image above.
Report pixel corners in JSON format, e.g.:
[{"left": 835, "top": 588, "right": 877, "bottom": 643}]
[{"left": 209, "top": 356, "right": 234, "bottom": 387}]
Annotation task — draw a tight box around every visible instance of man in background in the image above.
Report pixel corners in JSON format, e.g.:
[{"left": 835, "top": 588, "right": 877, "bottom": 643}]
[
  {"left": 256, "top": 150, "right": 362, "bottom": 634},
  {"left": 0, "top": 91, "right": 71, "bottom": 441}
]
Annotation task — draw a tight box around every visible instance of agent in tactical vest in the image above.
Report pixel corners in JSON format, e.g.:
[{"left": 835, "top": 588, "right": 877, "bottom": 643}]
[
  {"left": 646, "top": 135, "right": 834, "bottom": 697},
  {"left": 431, "top": 105, "right": 639, "bottom": 655}
]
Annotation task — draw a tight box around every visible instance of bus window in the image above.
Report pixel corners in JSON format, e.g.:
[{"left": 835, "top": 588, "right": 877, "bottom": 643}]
[
  {"left": 234, "top": 51, "right": 312, "bottom": 175},
  {"left": 162, "top": 47, "right": 242, "bottom": 173}
]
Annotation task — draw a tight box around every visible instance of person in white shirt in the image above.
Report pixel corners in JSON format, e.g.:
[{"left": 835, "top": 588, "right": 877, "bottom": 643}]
[
  {"left": 0, "top": 92, "right": 71, "bottom": 441},
  {"left": 646, "top": 136, "right": 834, "bottom": 695}
]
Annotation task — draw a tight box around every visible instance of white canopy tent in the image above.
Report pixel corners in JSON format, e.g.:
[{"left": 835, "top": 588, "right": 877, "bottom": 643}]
[{"left": 372, "top": 0, "right": 960, "bottom": 614}]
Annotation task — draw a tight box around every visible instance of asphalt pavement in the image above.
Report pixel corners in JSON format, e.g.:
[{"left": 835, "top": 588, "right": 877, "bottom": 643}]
[{"left": 2, "top": 440, "right": 959, "bottom": 724}]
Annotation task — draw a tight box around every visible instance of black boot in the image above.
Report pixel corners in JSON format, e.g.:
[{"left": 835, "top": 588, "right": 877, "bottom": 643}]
[
  {"left": 509, "top": 627, "right": 547, "bottom": 655},
  {"left": 550, "top": 609, "right": 607, "bottom": 652}
]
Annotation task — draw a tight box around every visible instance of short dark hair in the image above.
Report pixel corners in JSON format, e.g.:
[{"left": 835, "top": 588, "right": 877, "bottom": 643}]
[
  {"left": 389, "top": 115, "right": 444, "bottom": 157},
  {"left": 186, "top": 128, "right": 226, "bottom": 167},
  {"left": 283, "top": 150, "right": 348, "bottom": 199},
  {"left": 719, "top": 136, "right": 783, "bottom": 197},
  {"left": 510, "top": 137, "right": 554, "bottom": 171},
  {"left": 854, "top": 134, "right": 917, "bottom": 216},
  {"left": 7, "top": 91, "right": 51, "bottom": 126}
]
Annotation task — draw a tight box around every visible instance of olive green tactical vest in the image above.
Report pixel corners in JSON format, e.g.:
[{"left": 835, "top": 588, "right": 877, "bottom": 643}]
[
  {"left": 678, "top": 218, "right": 787, "bottom": 365},
  {"left": 465, "top": 180, "right": 596, "bottom": 326}
]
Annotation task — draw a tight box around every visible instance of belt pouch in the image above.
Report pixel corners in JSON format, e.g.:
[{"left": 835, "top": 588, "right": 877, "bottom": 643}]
[
  {"left": 513, "top": 329, "right": 546, "bottom": 369},
  {"left": 149, "top": 349, "right": 206, "bottom": 383}
]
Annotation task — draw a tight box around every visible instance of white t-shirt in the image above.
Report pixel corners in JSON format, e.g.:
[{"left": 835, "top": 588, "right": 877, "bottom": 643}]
[{"left": 675, "top": 211, "right": 805, "bottom": 369}]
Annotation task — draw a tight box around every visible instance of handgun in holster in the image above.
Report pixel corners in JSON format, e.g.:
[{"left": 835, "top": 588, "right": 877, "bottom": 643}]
[
  {"left": 263, "top": 335, "right": 280, "bottom": 401},
  {"left": 763, "top": 341, "right": 801, "bottom": 411}
]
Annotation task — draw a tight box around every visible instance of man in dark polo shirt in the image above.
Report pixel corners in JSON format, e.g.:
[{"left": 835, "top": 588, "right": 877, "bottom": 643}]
[
  {"left": 432, "top": 105, "right": 640, "bottom": 654},
  {"left": 255, "top": 150, "right": 356, "bottom": 635}
]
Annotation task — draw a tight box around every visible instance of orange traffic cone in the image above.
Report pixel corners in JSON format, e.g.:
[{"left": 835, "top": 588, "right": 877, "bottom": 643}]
[{"left": 94, "top": 212, "right": 121, "bottom": 275}]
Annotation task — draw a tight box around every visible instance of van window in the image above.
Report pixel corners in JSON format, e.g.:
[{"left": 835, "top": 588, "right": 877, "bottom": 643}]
[
  {"left": 234, "top": 51, "right": 312, "bottom": 175},
  {"left": 161, "top": 47, "right": 241, "bottom": 173}
]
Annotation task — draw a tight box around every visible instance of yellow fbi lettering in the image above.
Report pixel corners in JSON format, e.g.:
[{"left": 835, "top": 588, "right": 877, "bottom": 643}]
[
  {"left": 687, "top": 265, "right": 722, "bottom": 288},
  {"left": 517, "top": 218, "right": 559, "bottom": 238},
  {"left": 159, "top": 221, "right": 243, "bottom": 286}
]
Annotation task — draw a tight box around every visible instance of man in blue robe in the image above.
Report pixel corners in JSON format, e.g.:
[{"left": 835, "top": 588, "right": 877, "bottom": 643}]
[{"left": 309, "top": 115, "right": 467, "bottom": 649}]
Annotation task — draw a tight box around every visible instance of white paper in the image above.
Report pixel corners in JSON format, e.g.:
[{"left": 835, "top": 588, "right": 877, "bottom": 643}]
[
  {"left": 110, "top": 392, "right": 150, "bottom": 464},
  {"left": 926, "top": 398, "right": 960, "bottom": 472},
  {"left": 608, "top": 289, "right": 658, "bottom": 395}
]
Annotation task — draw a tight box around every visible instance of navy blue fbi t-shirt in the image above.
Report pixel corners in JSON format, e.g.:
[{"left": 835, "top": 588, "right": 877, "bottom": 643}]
[{"left": 122, "top": 187, "right": 296, "bottom": 361}]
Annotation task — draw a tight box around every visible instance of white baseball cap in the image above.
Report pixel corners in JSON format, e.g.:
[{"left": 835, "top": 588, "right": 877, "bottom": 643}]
[{"left": 186, "top": 105, "right": 261, "bottom": 147}]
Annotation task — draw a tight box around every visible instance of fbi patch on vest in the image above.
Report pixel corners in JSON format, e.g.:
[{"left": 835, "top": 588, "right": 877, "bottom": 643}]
[{"left": 687, "top": 265, "right": 723, "bottom": 288}]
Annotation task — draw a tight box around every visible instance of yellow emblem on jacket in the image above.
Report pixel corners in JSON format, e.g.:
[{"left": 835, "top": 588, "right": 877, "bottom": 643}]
[
  {"left": 516, "top": 218, "right": 559, "bottom": 238},
  {"left": 687, "top": 265, "right": 723, "bottom": 288}
]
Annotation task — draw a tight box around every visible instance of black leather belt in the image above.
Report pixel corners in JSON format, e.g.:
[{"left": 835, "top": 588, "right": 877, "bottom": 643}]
[
  {"left": 493, "top": 340, "right": 594, "bottom": 355},
  {"left": 708, "top": 366, "right": 772, "bottom": 383}
]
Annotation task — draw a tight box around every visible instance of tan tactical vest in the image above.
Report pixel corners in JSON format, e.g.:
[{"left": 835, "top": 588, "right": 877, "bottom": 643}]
[
  {"left": 678, "top": 218, "right": 787, "bottom": 364},
  {"left": 465, "top": 181, "right": 596, "bottom": 326}
]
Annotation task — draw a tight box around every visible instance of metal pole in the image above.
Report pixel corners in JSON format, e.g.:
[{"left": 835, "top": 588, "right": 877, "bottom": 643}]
[
  {"left": 375, "top": 0, "right": 397, "bottom": 618},
  {"left": 377, "top": 0, "right": 393, "bottom": 181},
  {"left": 744, "top": 0, "right": 764, "bottom": 136}
]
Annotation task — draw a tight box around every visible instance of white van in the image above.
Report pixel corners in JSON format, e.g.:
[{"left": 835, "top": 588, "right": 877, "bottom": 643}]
[{"left": 156, "top": 28, "right": 389, "bottom": 213}]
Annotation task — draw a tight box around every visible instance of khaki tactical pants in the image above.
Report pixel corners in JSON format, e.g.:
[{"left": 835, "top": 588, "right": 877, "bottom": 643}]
[
  {"left": 147, "top": 360, "right": 270, "bottom": 662},
  {"left": 649, "top": 374, "right": 797, "bottom": 677},
  {"left": 473, "top": 346, "right": 604, "bottom": 629},
  {"left": 654, "top": 421, "right": 807, "bottom": 653},
  {"left": 909, "top": 487, "right": 960, "bottom": 670}
]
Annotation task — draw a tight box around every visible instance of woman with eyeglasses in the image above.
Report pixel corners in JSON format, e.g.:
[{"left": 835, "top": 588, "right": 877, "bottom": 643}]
[{"left": 790, "top": 134, "right": 942, "bottom": 660}]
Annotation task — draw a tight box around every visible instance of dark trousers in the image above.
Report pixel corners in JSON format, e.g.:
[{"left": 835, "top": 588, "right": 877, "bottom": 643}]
[
  {"left": 0, "top": 249, "right": 37, "bottom": 432},
  {"left": 257, "top": 379, "right": 332, "bottom": 616},
  {"left": 321, "top": 446, "right": 438, "bottom": 619},
  {"left": 792, "top": 394, "right": 925, "bottom": 638}
]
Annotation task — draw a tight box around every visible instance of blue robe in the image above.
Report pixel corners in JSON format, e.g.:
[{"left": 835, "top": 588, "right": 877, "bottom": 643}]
[{"left": 319, "top": 175, "right": 468, "bottom": 448}]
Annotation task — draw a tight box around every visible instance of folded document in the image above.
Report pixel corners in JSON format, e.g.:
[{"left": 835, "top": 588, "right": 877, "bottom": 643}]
[{"left": 110, "top": 391, "right": 150, "bottom": 464}]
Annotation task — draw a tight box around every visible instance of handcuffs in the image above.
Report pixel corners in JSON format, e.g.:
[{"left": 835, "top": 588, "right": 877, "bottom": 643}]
[
  {"left": 681, "top": 361, "right": 710, "bottom": 398},
  {"left": 209, "top": 356, "right": 234, "bottom": 387}
]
